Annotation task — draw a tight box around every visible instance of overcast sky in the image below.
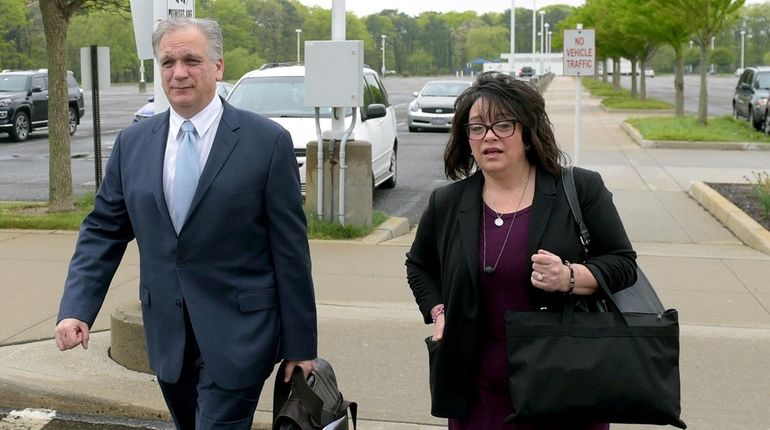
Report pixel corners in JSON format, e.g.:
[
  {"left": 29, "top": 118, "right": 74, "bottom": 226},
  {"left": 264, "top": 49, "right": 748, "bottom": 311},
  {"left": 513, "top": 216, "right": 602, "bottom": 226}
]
[{"left": 296, "top": 0, "right": 768, "bottom": 18}]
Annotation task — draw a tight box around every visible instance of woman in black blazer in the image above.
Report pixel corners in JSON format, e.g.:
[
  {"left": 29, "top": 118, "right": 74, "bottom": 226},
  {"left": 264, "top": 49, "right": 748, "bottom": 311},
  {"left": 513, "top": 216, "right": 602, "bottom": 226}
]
[{"left": 405, "top": 72, "right": 637, "bottom": 429}]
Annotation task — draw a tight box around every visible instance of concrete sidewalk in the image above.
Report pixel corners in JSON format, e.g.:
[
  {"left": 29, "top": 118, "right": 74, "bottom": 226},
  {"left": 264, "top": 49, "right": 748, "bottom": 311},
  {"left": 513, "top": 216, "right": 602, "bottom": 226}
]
[{"left": 2, "top": 76, "right": 770, "bottom": 429}]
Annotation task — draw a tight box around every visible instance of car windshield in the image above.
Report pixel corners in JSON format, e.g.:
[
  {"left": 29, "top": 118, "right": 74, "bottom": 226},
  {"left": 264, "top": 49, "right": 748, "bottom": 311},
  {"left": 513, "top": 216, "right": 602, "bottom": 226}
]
[
  {"left": 757, "top": 72, "right": 770, "bottom": 89},
  {"left": 0, "top": 75, "right": 28, "bottom": 92},
  {"left": 421, "top": 82, "right": 468, "bottom": 97},
  {"left": 227, "top": 76, "right": 351, "bottom": 118}
]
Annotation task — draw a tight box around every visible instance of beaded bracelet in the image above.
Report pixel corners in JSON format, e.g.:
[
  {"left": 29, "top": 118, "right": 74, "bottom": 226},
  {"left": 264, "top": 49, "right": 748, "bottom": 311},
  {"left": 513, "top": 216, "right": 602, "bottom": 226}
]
[
  {"left": 431, "top": 304, "right": 445, "bottom": 323},
  {"left": 564, "top": 261, "right": 575, "bottom": 294}
]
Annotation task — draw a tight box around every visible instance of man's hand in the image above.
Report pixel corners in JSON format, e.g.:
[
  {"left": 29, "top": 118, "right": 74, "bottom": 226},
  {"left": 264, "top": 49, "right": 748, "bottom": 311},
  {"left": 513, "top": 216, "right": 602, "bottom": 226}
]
[
  {"left": 54, "top": 318, "right": 90, "bottom": 351},
  {"left": 283, "top": 359, "right": 316, "bottom": 383}
]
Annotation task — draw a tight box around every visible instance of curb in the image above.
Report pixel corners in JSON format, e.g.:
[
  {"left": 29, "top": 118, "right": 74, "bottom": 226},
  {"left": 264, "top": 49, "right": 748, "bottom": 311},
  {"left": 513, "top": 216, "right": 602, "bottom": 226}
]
[
  {"left": 360, "top": 216, "right": 411, "bottom": 244},
  {"left": 688, "top": 181, "right": 770, "bottom": 256},
  {"left": 622, "top": 122, "right": 770, "bottom": 150}
]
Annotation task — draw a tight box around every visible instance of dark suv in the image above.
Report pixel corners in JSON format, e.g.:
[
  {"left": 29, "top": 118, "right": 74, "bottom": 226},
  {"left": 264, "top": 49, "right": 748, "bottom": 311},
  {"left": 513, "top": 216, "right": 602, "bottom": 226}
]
[
  {"left": 0, "top": 69, "right": 86, "bottom": 142},
  {"left": 732, "top": 66, "right": 770, "bottom": 131}
]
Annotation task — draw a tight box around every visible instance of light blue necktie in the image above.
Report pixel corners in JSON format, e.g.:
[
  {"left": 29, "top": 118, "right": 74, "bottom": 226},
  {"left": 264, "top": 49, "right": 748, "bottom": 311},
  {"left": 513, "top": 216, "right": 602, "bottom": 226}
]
[{"left": 172, "top": 120, "right": 200, "bottom": 233}]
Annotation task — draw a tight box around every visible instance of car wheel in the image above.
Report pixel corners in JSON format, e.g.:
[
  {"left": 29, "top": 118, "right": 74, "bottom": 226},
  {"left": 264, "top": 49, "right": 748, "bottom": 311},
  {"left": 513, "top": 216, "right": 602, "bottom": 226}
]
[
  {"left": 68, "top": 106, "right": 78, "bottom": 135},
  {"left": 10, "top": 111, "right": 31, "bottom": 142},
  {"left": 751, "top": 108, "right": 763, "bottom": 131},
  {"left": 380, "top": 146, "right": 397, "bottom": 189},
  {"left": 764, "top": 112, "right": 770, "bottom": 135}
]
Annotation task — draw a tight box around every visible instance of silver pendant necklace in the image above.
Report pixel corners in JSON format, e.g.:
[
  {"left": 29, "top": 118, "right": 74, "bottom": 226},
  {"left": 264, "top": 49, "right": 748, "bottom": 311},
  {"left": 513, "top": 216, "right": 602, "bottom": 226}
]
[{"left": 483, "top": 167, "right": 532, "bottom": 274}]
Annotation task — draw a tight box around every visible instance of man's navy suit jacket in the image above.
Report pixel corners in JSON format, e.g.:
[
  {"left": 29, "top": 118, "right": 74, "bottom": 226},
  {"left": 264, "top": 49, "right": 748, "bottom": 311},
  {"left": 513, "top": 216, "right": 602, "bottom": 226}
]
[{"left": 57, "top": 100, "right": 317, "bottom": 390}]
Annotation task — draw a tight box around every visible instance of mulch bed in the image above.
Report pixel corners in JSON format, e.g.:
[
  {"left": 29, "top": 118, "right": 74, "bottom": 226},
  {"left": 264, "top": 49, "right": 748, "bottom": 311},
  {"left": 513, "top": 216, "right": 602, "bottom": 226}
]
[{"left": 707, "top": 183, "right": 770, "bottom": 231}]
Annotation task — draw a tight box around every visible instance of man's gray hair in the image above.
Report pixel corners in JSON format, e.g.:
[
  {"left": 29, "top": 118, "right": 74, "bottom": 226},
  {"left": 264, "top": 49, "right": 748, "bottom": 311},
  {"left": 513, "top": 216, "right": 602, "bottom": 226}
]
[{"left": 152, "top": 17, "right": 224, "bottom": 62}]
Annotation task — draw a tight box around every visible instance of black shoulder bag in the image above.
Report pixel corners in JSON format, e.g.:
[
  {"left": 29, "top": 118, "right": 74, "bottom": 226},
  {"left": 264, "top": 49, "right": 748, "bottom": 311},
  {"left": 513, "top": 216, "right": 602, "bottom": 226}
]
[
  {"left": 273, "top": 358, "right": 357, "bottom": 430},
  {"left": 562, "top": 165, "right": 665, "bottom": 313},
  {"left": 503, "top": 166, "right": 686, "bottom": 428}
]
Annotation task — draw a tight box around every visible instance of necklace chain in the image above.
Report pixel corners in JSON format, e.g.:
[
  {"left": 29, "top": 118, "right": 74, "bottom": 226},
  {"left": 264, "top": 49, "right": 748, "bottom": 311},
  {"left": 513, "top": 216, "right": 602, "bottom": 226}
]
[{"left": 483, "top": 167, "right": 532, "bottom": 275}]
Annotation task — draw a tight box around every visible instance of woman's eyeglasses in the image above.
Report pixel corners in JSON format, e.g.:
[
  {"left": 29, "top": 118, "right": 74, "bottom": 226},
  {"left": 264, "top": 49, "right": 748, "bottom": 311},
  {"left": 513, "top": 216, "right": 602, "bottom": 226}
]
[{"left": 464, "top": 118, "right": 518, "bottom": 140}]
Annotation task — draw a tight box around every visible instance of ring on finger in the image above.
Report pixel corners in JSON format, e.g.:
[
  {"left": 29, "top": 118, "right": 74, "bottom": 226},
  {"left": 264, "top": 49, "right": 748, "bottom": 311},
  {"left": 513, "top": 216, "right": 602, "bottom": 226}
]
[{"left": 536, "top": 272, "right": 544, "bottom": 281}]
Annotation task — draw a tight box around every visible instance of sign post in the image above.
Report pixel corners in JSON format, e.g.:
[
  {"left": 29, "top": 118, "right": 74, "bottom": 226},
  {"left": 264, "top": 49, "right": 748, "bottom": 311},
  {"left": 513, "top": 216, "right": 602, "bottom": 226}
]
[{"left": 562, "top": 25, "right": 595, "bottom": 166}]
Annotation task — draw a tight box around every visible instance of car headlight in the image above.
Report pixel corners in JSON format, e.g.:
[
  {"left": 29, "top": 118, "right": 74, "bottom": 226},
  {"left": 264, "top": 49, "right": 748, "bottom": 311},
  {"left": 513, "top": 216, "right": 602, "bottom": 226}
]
[
  {"left": 409, "top": 101, "right": 419, "bottom": 112},
  {"left": 0, "top": 98, "right": 11, "bottom": 108},
  {"left": 756, "top": 98, "right": 768, "bottom": 108}
]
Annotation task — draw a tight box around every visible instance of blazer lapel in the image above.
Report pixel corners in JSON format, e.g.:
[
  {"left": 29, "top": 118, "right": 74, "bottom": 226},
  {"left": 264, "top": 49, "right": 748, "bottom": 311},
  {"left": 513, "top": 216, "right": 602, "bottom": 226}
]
[
  {"left": 527, "top": 166, "right": 558, "bottom": 257},
  {"left": 186, "top": 101, "right": 241, "bottom": 218},
  {"left": 149, "top": 111, "right": 173, "bottom": 229},
  {"left": 457, "top": 172, "right": 483, "bottom": 291}
]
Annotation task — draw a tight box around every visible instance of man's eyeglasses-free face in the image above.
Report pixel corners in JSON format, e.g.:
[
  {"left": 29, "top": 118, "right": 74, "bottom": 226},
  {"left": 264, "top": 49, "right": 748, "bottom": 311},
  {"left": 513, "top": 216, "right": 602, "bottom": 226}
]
[{"left": 464, "top": 118, "right": 518, "bottom": 140}]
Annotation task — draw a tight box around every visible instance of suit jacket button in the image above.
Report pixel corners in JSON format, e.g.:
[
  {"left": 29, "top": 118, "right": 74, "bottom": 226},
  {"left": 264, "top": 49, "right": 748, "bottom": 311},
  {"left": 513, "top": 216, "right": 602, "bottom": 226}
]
[
  {"left": 175, "top": 299, "right": 182, "bottom": 308},
  {"left": 176, "top": 260, "right": 185, "bottom": 268}
]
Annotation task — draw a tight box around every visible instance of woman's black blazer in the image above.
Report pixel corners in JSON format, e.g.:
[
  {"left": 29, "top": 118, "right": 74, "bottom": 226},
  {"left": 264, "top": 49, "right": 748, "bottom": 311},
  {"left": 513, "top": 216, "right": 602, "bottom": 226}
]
[{"left": 405, "top": 166, "right": 637, "bottom": 418}]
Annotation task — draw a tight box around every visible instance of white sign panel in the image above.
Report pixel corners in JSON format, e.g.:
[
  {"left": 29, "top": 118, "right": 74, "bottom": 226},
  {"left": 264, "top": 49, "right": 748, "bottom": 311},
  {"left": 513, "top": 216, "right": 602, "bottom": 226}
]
[
  {"left": 168, "top": 0, "right": 194, "bottom": 18},
  {"left": 129, "top": 0, "right": 153, "bottom": 60},
  {"left": 563, "top": 29, "right": 595, "bottom": 76}
]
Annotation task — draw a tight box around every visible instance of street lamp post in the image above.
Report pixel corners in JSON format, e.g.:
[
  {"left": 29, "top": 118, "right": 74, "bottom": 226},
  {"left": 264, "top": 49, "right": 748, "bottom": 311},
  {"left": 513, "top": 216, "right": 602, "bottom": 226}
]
[
  {"left": 543, "top": 22, "right": 549, "bottom": 73},
  {"left": 710, "top": 36, "right": 715, "bottom": 74},
  {"left": 539, "top": 11, "right": 545, "bottom": 74},
  {"left": 531, "top": 1, "right": 536, "bottom": 67},
  {"left": 295, "top": 29, "right": 302, "bottom": 63},
  {"left": 381, "top": 35, "right": 386, "bottom": 77},
  {"left": 547, "top": 30, "right": 552, "bottom": 54},
  {"left": 740, "top": 30, "right": 746, "bottom": 69}
]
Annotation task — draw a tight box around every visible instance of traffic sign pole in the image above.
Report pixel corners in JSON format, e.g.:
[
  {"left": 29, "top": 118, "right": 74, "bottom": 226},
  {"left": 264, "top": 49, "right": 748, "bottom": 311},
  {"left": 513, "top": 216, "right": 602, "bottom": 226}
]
[{"left": 562, "top": 25, "right": 595, "bottom": 167}]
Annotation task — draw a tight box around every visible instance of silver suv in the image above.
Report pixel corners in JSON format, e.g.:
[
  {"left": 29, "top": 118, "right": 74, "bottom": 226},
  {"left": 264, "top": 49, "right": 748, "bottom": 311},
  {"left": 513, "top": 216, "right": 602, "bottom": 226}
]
[{"left": 732, "top": 66, "right": 770, "bottom": 131}]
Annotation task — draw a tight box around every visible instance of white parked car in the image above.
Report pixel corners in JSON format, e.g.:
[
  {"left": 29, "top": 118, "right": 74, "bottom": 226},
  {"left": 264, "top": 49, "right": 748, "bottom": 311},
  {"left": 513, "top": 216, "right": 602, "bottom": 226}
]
[{"left": 226, "top": 64, "right": 398, "bottom": 192}]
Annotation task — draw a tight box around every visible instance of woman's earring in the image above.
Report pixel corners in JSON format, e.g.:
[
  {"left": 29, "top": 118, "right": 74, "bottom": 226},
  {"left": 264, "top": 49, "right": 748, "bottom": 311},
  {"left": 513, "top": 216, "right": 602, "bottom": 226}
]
[{"left": 525, "top": 144, "right": 531, "bottom": 150}]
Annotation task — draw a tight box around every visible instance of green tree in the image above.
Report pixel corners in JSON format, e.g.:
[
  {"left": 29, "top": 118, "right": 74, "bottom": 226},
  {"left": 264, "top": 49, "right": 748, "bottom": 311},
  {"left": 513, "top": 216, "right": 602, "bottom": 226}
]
[
  {"left": 667, "top": 0, "right": 745, "bottom": 125},
  {"left": 69, "top": 10, "right": 137, "bottom": 83},
  {"left": 466, "top": 26, "right": 510, "bottom": 63},
  {"left": 39, "top": 0, "right": 127, "bottom": 212},
  {"left": 223, "top": 47, "right": 264, "bottom": 81},
  {"left": 405, "top": 48, "right": 434, "bottom": 74},
  {"left": 0, "top": 0, "right": 30, "bottom": 68}
]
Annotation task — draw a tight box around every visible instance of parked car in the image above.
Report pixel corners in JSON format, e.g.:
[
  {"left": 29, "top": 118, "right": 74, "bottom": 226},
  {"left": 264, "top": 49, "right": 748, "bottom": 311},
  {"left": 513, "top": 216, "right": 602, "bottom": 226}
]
[
  {"left": 0, "top": 69, "right": 85, "bottom": 141},
  {"left": 132, "top": 81, "right": 233, "bottom": 122},
  {"left": 225, "top": 64, "right": 398, "bottom": 191},
  {"left": 733, "top": 66, "right": 770, "bottom": 131},
  {"left": 518, "top": 66, "right": 535, "bottom": 77},
  {"left": 644, "top": 67, "right": 655, "bottom": 78},
  {"left": 408, "top": 79, "right": 471, "bottom": 132}
]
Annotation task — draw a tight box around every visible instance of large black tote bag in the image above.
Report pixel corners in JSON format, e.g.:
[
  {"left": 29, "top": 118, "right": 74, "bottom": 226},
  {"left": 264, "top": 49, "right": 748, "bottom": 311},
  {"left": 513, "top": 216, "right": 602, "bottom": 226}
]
[{"left": 504, "top": 293, "right": 686, "bottom": 428}]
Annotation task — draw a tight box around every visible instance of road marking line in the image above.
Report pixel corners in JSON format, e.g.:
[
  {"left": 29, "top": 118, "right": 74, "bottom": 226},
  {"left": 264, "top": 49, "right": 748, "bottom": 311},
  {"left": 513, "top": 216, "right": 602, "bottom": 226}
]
[{"left": 0, "top": 409, "right": 56, "bottom": 430}]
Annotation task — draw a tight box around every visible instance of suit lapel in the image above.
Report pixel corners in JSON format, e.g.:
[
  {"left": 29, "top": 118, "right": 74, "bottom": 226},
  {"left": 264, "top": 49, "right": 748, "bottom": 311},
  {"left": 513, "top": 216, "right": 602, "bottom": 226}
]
[
  {"left": 149, "top": 112, "right": 173, "bottom": 230},
  {"left": 457, "top": 173, "right": 483, "bottom": 291},
  {"left": 527, "top": 167, "right": 557, "bottom": 257},
  {"left": 186, "top": 101, "right": 241, "bottom": 219}
]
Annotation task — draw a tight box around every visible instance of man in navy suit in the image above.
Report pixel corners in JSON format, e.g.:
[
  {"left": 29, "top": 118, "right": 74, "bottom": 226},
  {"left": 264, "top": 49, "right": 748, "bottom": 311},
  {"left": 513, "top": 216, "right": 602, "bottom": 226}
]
[{"left": 54, "top": 17, "right": 317, "bottom": 429}]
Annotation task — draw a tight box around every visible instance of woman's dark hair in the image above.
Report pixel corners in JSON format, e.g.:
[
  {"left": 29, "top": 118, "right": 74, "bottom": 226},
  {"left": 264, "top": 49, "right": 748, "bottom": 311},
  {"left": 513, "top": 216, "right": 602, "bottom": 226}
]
[{"left": 444, "top": 71, "right": 567, "bottom": 180}]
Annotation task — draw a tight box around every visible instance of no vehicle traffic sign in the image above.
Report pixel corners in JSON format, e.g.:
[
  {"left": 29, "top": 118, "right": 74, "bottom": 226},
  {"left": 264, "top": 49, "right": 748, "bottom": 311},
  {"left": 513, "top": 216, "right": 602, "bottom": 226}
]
[{"left": 563, "top": 29, "right": 595, "bottom": 76}]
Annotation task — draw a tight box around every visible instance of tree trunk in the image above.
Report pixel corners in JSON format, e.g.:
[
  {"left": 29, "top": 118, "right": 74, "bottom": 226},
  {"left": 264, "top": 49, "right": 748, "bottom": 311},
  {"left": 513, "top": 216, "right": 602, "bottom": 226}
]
[
  {"left": 639, "top": 58, "right": 647, "bottom": 101},
  {"left": 630, "top": 60, "right": 638, "bottom": 98},
  {"left": 698, "top": 45, "right": 709, "bottom": 125},
  {"left": 40, "top": 0, "right": 75, "bottom": 212},
  {"left": 612, "top": 57, "right": 620, "bottom": 90},
  {"left": 674, "top": 48, "right": 685, "bottom": 117}
]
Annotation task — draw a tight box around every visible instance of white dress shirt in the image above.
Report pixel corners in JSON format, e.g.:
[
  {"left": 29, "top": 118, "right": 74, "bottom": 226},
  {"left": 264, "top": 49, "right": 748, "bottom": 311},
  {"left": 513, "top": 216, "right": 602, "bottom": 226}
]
[{"left": 163, "top": 95, "right": 224, "bottom": 216}]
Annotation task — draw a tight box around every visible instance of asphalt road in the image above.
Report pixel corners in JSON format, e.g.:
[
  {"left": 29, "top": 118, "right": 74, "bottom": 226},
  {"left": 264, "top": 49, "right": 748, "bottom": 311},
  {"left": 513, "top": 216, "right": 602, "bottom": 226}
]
[{"left": 0, "top": 74, "right": 742, "bottom": 226}]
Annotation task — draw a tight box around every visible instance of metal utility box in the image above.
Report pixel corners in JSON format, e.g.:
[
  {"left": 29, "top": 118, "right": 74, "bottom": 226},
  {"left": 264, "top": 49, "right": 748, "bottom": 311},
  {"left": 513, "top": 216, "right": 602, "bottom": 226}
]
[{"left": 304, "top": 40, "right": 364, "bottom": 108}]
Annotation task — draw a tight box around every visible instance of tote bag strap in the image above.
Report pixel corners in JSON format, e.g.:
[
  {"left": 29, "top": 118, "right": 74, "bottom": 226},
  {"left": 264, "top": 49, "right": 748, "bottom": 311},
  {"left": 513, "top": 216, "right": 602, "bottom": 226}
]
[{"left": 561, "top": 166, "right": 591, "bottom": 254}]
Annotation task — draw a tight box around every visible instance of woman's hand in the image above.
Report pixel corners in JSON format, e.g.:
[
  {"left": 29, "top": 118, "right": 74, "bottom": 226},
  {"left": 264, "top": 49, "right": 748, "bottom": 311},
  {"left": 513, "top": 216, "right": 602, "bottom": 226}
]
[
  {"left": 431, "top": 304, "right": 445, "bottom": 341},
  {"left": 531, "top": 249, "right": 571, "bottom": 293},
  {"left": 531, "top": 249, "right": 599, "bottom": 295}
]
